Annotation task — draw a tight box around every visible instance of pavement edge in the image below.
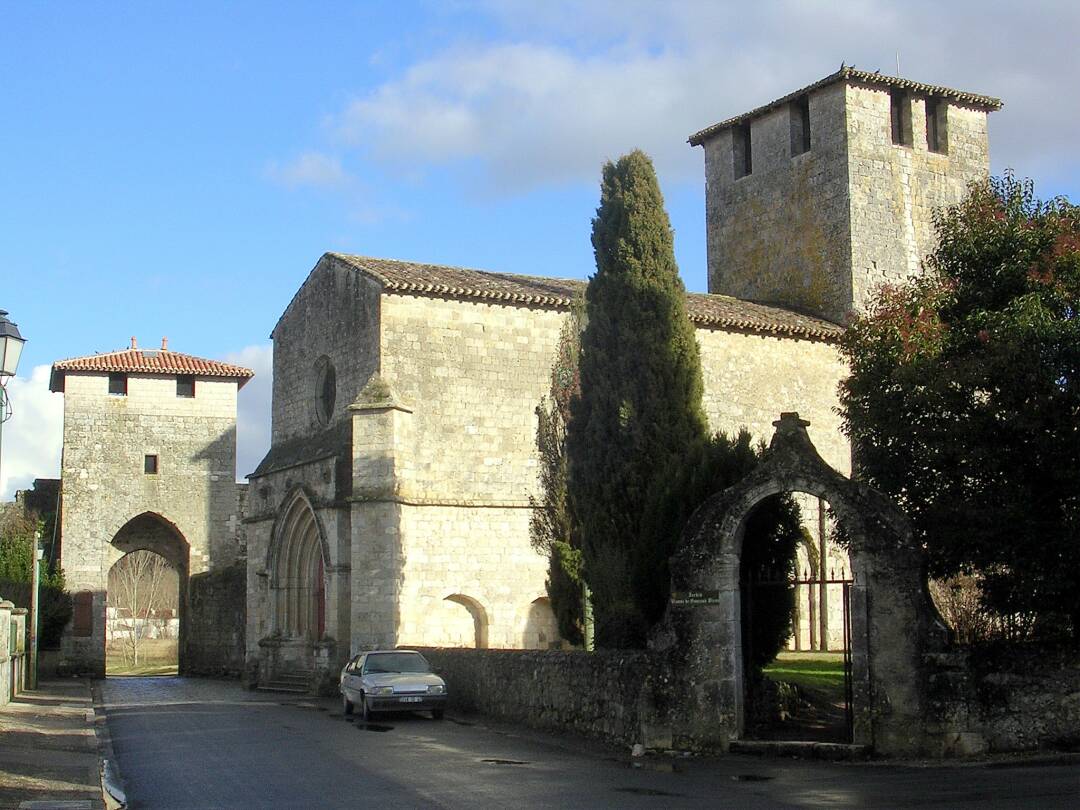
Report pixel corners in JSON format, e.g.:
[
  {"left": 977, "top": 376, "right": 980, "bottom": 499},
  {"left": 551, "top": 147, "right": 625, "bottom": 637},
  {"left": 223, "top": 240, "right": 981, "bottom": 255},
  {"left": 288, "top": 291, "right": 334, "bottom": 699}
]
[{"left": 90, "top": 680, "right": 127, "bottom": 810}]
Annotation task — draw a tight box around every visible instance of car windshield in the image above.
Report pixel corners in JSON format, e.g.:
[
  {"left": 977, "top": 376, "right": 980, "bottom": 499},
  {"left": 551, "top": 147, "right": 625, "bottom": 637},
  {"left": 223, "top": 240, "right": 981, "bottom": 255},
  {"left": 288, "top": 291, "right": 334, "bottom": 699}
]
[{"left": 363, "top": 652, "right": 431, "bottom": 674}]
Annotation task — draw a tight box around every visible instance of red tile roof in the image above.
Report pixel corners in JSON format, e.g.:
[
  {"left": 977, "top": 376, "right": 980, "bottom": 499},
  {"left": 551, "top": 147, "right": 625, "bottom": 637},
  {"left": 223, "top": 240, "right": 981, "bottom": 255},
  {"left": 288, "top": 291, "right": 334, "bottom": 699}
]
[
  {"left": 328, "top": 253, "right": 842, "bottom": 341},
  {"left": 50, "top": 347, "right": 254, "bottom": 392}
]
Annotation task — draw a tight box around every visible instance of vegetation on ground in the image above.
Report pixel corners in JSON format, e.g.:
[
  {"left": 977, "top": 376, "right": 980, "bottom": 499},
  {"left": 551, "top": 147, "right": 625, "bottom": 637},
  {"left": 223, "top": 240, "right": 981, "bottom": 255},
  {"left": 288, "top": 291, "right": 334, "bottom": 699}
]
[
  {"left": 0, "top": 508, "right": 71, "bottom": 648},
  {"left": 763, "top": 651, "right": 846, "bottom": 706},
  {"left": 840, "top": 174, "right": 1080, "bottom": 642}
]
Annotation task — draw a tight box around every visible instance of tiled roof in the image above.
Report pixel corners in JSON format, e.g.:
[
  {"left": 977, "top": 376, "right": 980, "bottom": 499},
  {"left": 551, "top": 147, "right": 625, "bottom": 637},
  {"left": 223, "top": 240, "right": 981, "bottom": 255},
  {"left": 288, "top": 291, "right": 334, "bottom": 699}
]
[
  {"left": 329, "top": 253, "right": 841, "bottom": 341},
  {"left": 688, "top": 67, "right": 1003, "bottom": 146},
  {"left": 50, "top": 346, "right": 254, "bottom": 392}
]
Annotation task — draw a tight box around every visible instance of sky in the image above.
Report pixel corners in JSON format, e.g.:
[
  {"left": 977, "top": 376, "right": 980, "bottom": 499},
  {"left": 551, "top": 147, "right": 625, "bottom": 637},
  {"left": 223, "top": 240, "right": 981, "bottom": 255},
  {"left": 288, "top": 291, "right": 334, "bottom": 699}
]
[{"left": 2, "top": 0, "right": 1078, "bottom": 499}]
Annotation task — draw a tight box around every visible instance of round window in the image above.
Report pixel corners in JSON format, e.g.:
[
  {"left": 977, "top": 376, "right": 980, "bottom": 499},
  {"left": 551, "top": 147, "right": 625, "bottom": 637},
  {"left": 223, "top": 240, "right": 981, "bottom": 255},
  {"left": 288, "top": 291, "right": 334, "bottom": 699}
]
[{"left": 314, "top": 357, "right": 336, "bottom": 425}]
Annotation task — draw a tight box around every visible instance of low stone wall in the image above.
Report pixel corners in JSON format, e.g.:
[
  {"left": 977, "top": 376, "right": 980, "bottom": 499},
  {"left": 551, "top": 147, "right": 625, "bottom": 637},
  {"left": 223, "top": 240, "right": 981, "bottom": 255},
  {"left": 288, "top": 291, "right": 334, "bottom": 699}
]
[
  {"left": 417, "top": 647, "right": 672, "bottom": 749},
  {"left": 185, "top": 564, "right": 246, "bottom": 677},
  {"left": 927, "top": 644, "right": 1080, "bottom": 756}
]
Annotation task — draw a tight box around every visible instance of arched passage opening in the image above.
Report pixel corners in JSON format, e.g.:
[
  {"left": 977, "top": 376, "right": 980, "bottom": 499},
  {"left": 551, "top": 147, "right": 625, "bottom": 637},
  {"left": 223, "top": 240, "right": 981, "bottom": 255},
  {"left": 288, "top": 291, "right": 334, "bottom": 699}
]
[
  {"left": 270, "top": 494, "right": 326, "bottom": 643},
  {"left": 106, "top": 512, "right": 188, "bottom": 676},
  {"left": 739, "top": 491, "right": 853, "bottom": 743},
  {"left": 524, "top": 597, "right": 560, "bottom": 649}
]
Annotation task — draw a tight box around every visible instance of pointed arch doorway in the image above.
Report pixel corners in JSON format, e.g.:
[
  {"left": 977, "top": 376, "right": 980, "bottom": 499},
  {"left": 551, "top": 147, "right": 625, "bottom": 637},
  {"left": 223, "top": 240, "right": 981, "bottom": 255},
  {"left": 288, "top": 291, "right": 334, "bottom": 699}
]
[{"left": 267, "top": 492, "right": 328, "bottom": 676}]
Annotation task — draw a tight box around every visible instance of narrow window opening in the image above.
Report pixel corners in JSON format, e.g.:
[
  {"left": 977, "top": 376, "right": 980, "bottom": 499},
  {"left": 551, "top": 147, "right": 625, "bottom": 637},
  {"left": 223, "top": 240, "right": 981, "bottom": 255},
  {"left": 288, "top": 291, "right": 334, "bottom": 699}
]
[
  {"left": 790, "top": 96, "right": 811, "bottom": 156},
  {"left": 144, "top": 454, "right": 159, "bottom": 475},
  {"left": 733, "top": 123, "right": 753, "bottom": 179},
  {"left": 108, "top": 373, "right": 128, "bottom": 396},
  {"left": 926, "top": 98, "right": 948, "bottom": 154},
  {"left": 176, "top": 375, "right": 195, "bottom": 398},
  {"left": 890, "top": 90, "right": 912, "bottom": 146}
]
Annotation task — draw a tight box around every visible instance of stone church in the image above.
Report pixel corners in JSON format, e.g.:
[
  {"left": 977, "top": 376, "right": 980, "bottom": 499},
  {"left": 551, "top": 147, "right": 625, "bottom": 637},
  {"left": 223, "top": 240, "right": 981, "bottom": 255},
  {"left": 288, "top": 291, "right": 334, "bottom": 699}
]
[
  {"left": 50, "top": 68, "right": 999, "bottom": 682},
  {"left": 243, "top": 68, "right": 999, "bottom": 682}
]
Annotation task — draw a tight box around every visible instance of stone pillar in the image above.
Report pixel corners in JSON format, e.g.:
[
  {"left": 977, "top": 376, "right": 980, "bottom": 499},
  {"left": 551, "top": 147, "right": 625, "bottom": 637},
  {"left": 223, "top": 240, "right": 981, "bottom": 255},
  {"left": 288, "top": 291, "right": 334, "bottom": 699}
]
[
  {"left": 348, "top": 376, "right": 413, "bottom": 651},
  {"left": 0, "top": 599, "right": 12, "bottom": 705}
]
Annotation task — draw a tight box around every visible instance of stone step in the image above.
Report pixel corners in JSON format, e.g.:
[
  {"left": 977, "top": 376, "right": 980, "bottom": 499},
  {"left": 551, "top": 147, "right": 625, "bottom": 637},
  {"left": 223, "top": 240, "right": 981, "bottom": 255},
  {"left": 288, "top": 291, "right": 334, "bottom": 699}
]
[
  {"left": 729, "top": 740, "right": 872, "bottom": 761},
  {"left": 257, "top": 681, "right": 310, "bottom": 694}
]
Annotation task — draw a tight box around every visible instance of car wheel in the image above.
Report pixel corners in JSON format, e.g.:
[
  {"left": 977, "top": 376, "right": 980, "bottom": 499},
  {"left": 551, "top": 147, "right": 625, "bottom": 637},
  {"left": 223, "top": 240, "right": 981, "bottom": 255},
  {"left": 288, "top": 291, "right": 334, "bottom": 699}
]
[
  {"left": 360, "top": 694, "right": 371, "bottom": 722},
  {"left": 432, "top": 708, "right": 444, "bottom": 720},
  {"left": 342, "top": 692, "right": 353, "bottom": 715}
]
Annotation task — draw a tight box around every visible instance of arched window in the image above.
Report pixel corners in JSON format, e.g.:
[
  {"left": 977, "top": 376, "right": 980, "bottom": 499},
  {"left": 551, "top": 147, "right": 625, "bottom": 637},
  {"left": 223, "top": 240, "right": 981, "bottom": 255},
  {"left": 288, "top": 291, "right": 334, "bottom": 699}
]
[{"left": 273, "top": 496, "right": 325, "bottom": 640}]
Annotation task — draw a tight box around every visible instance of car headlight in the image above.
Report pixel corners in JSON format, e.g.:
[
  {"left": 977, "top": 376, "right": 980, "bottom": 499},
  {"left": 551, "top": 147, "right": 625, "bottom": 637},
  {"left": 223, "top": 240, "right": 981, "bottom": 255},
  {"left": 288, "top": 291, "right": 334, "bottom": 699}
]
[
  {"left": 427, "top": 684, "right": 446, "bottom": 695},
  {"left": 372, "top": 686, "right": 395, "bottom": 696}
]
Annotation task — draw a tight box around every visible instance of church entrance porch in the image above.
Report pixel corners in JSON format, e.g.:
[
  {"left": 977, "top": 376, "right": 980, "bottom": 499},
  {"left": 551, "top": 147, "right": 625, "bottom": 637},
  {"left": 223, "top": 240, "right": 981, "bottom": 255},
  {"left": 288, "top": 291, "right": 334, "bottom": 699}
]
[{"left": 259, "top": 491, "right": 336, "bottom": 689}]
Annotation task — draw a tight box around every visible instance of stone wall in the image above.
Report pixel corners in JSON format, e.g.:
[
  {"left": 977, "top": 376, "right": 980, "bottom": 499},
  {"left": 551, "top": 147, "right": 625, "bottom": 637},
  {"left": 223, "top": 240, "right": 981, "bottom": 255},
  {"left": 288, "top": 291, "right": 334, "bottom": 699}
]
[
  {"left": 269, "top": 254, "right": 382, "bottom": 446},
  {"left": 927, "top": 645, "right": 1080, "bottom": 756},
  {"left": 185, "top": 563, "right": 246, "bottom": 678},
  {"left": 845, "top": 84, "right": 990, "bottom": 313},
  {"left": 418, "top": 647, "right": 672, "bottom": 748},
  {"left": 703, "top": 82, "right": 853, "bottom": 320}
]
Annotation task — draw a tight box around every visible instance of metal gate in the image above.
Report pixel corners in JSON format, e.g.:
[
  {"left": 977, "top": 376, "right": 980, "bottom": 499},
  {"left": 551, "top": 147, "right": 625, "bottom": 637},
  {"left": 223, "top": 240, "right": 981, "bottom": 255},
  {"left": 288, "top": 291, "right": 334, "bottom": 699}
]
[{"left": 743, "top": 567, "right": 854, "bottom": 742}]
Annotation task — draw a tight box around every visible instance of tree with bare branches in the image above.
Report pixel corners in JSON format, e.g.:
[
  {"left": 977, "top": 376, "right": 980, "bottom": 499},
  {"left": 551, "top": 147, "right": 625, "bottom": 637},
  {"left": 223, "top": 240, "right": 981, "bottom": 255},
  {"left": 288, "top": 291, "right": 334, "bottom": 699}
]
[{"left": 108, "top": 550, "right": 174, "bottom": 666}]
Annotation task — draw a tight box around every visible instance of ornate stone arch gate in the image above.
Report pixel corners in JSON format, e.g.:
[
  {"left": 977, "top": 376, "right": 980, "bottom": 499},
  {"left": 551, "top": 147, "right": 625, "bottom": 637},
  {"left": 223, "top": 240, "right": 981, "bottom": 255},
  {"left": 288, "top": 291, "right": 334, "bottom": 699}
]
[{"left": 654, "top": 413, "right": 946, "bottom": 756}]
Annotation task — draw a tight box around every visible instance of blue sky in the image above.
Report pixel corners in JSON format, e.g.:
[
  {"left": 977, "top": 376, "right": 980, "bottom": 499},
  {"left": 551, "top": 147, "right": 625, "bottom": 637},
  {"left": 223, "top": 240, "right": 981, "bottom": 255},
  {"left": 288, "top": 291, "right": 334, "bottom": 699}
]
[{"left": 2, "top": 1, "right": 1078, "bottom": 497}]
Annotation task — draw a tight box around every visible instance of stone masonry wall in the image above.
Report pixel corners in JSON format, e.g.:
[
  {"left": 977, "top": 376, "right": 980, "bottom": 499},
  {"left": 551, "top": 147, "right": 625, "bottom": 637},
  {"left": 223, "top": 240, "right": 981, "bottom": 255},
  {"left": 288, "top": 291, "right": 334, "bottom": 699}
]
[
  {"left": 927, "top": 645, "right": 1080, "bottom": 756},
  {"left": 185, "top": 563, "right": 246, "bottom": 677},
  {"left": 269, "top": 255, "right": 382, "bottom": 446},
  {"left": 704, "top": 82, "right": 853, "bottom": 321},
  {"left": 844, "top": 83, "right": 990, "bottom": 313},
  {"left": 418, "top": 647, "right": 672, "bottom": 748}
]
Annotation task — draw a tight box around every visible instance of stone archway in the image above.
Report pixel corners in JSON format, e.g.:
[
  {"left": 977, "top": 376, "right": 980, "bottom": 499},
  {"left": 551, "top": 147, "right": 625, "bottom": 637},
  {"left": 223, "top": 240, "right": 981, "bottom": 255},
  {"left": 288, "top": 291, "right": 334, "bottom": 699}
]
[
  {"left": 655, "top": 413, "right": 947, "bottom": 756},
  {"left": 107, "top": 512, "right": 189, "bottom": 674}
]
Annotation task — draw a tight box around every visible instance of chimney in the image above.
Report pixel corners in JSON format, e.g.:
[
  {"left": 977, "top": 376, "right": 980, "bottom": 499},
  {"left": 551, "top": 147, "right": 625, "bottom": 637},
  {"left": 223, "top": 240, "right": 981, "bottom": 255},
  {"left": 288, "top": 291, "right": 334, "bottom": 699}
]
[
  {"left": 130, "top": 336, "right": 137, "bottom": 350},
  {"left": 161, "top": 336, "right": 169, "bottom": 351}
]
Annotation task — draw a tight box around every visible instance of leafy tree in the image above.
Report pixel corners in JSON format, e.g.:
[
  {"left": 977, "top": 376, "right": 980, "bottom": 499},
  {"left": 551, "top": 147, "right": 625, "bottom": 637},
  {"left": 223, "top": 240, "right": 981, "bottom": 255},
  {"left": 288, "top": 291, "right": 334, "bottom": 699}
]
[
  {"left": 529, "top": 307, "right": 585, "bottom": 645},
  {"left": 640, "top": 432, "right": 803, "bottom": 668},
  {"left": 0, "top": 508, "right": 72, "bottom": 649},
  {"left": 839, "top": 174, "right": 1080, "bottom": 640},
  {"left": 567, "top": 150, "right": 709, "bottom": 648}
]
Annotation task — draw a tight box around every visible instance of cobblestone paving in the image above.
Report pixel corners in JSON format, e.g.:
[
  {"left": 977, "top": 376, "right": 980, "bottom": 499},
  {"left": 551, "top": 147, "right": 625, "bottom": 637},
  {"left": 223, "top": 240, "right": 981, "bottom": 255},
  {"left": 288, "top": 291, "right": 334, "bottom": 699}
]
[{"left": 101, "top": 677, "right": 1080, "bottom": 810}]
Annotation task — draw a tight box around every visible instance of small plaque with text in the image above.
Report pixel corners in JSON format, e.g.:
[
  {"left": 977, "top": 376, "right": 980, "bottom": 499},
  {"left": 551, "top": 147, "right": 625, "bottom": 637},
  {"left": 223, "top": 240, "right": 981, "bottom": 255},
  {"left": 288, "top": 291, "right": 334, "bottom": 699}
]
[{"left": 670, "top": 589, "right": 721, "bottom": 607}]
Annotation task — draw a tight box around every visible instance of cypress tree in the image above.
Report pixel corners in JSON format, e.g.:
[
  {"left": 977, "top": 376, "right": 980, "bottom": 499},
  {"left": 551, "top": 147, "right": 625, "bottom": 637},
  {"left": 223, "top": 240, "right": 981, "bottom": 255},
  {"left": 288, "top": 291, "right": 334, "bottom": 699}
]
[{"left": 567, "top": 150, "right": 708, "bottom": 648}]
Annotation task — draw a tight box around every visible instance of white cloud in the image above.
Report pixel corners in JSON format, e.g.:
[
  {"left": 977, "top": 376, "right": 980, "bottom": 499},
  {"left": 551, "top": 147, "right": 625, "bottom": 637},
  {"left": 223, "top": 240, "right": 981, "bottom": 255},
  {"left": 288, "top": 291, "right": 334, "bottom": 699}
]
[
  {"left": 223, "top": 344, "right": 273, "bottom": 482},
  {"left": 266, "top": 151, "right": 352, "bottom": 190},
  {"left": 332, "top": 1, "right": 1080, "bottom": 193},
  {"left": 1, "top": 365, "right": 63, "bottom": 501}
]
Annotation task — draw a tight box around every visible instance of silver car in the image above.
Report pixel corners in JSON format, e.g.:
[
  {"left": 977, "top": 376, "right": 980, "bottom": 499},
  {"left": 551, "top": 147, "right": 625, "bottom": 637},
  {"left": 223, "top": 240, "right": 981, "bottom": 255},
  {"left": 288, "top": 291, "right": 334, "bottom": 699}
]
[{"left": 339, "top": 650, "right": 448, "bottom": 720}]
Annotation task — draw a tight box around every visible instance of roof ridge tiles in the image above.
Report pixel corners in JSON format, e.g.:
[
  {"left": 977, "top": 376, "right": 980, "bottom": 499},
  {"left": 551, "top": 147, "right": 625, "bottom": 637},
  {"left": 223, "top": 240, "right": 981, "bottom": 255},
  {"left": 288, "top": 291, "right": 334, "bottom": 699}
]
[{"left": 328, "top": 252, "right": 842, "bottom": 341}]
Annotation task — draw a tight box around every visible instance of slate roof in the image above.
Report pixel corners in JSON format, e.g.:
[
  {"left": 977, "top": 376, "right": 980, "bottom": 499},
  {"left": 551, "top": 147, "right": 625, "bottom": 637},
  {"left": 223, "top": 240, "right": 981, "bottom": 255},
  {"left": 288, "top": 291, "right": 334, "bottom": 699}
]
[
  {"left": 688, "top": 67, "right": 1003, "bottom": 146},
  {"left": 329, "top": 253, "right": 842, "bottom": 341},
  {"left": 50, "top": 346, "right": 254, "bottom": 392}
]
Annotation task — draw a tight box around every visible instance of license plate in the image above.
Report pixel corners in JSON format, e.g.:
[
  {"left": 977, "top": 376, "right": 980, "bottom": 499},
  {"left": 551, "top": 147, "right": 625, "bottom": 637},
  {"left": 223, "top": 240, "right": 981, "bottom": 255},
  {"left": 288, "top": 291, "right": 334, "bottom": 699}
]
[{"left": 400, "top": 696, "right": 423, "bottom": 703}]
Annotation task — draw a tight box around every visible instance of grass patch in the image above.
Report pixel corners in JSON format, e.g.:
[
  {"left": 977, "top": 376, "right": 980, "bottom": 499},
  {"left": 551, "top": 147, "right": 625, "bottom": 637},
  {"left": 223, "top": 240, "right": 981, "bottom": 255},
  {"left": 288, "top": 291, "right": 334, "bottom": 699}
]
[
  {"left": 106, "top": 638, "right": 177, "bottom": 677},
  {"left": 763, "top": 651, "right": 846, "bottom": 705}
]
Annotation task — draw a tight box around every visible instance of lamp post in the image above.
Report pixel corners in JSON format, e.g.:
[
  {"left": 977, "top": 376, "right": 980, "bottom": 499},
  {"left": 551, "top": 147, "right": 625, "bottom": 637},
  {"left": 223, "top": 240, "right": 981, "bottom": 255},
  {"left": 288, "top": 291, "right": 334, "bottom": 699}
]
[
  {"left": 0, "top": 309, "right": 29, "bottom": 685},
  {"left": 0, "top": 309, "right": 27, "bottom": 486}
]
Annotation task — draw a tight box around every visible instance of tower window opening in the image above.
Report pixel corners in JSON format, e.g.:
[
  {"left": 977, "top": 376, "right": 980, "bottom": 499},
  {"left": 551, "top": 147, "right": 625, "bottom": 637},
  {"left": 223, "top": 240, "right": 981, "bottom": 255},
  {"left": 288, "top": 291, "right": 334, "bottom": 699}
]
[
  {"left": 108, "top": 373, "right": 128, "bottom": 396},
  {"left": 733, "top": 123, "right": 753, "bottom": 179},
  {"left": 890, "top": 90, "right": 912, "bottom": 146},
  {"left": 144, "top": 454, "right": 159, "bottom": 475},
  {"left": 176, "top": 375, "right": 195, "bottom": 398},
  {"left": 790, "top": 96, "right": 811, "bottom": 156},
  {"left": 926, "top": 98, "right": 948, "bottom": 154}
]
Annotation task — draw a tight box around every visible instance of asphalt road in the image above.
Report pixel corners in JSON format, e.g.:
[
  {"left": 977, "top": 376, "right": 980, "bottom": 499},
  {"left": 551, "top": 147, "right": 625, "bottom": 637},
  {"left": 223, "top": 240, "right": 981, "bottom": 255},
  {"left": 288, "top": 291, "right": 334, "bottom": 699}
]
[{"left": 100, "top": 677, "right": 1079, "bottom": 809}]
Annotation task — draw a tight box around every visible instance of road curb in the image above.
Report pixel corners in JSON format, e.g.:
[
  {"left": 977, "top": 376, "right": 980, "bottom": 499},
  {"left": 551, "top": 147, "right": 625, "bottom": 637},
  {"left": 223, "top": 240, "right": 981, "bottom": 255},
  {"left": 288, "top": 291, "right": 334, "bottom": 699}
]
[{"left": 91, "top": 681, "right": 127, "bottom": 810}]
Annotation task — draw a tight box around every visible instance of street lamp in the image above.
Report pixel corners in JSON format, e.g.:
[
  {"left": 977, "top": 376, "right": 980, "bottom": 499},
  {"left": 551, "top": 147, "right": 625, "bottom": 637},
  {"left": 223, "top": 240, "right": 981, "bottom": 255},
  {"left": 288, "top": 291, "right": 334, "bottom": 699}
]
[
  {"left": 0, "top": 309, "right": 26, "bottom": 486},
  {"left": 0, "top": 309, "right": 29, "bottom": 686}
]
